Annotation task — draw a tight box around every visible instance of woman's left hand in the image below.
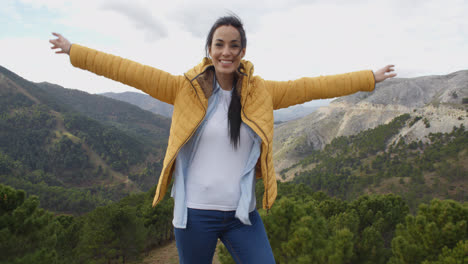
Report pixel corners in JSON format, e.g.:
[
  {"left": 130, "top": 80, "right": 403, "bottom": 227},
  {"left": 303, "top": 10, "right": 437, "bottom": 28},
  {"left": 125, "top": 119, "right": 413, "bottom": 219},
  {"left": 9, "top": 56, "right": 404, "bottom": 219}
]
[
  {"left": 374, "top": 65, "right": 397, "bottom": 83},
  {"left": 49, "top": 32, "right": 71, "bottom": 55}
]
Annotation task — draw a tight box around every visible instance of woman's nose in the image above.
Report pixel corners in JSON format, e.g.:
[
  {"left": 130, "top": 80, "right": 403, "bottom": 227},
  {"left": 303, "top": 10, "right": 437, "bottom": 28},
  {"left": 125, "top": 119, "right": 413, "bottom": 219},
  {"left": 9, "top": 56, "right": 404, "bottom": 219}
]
[{"left": 221, "top": 46, "right": 231, "bottom": 56}]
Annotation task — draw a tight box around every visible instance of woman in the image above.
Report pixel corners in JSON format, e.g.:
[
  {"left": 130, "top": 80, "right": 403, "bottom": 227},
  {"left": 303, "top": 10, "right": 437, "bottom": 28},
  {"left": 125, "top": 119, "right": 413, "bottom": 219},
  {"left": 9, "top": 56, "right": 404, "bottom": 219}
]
[{"left": 50, "top": 15, "right": 396, "bottom": 264}]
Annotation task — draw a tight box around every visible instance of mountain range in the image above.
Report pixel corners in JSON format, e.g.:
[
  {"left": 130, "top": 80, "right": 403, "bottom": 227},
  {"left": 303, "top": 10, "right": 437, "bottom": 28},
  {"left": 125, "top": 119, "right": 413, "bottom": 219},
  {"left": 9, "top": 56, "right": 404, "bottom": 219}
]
[
  {"left": 100, "top": 91, "right": 323, "bottom": 122},
  {"left": 273, "top": 70, "right": 468, "bottom": 172},
  {"left": 1, "top": 64, "right": 466, "bottom": 213}
]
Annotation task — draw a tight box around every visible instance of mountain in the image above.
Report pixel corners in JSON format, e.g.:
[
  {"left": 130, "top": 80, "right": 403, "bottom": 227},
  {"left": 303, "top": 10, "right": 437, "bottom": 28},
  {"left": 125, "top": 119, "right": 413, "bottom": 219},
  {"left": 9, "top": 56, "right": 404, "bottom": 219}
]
[
  {"left": 274, "top": 104, "right": 321, "bottom": 123},
  {"left": 273, "top": 70, "right": 468, "bottom": 210},
  {"left": 100, "top": 91, "right": 174, "bottom": 118},
  {"left": 36, "top": 83, "right": 170, "bottom": 149},
  {"left": 273, "top": 70, "right": 468, "bottom": 172},
  {"left": 101, "top": 91, "right": 324, "bottom": 123},
  {"left": 0, "top": 65, "right": 171, "bottom": 214}
]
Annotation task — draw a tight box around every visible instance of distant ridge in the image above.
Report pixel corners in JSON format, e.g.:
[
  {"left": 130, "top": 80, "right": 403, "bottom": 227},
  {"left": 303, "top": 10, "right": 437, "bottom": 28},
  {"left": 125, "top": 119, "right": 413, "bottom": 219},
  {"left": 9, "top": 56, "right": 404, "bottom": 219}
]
[
  {"left": 100, "top": 91, "right": 325, "bottom": 122},
  {"left": 100, "top": 91, "right": 174, "bottom": 118}
]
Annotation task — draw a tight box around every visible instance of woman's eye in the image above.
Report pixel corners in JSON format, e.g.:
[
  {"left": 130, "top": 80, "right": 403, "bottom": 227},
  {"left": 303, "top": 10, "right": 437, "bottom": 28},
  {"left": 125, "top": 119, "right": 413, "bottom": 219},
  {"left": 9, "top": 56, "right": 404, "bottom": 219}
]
[{"left": 215, "top": 43, "right": 223, "bottom": 47}]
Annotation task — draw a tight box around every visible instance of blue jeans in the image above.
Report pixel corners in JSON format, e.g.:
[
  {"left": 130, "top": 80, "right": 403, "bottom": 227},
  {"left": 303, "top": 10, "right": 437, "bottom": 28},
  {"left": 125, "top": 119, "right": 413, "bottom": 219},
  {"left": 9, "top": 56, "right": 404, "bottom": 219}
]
[{"left": 174, "top": 208, "right": 276, "bottom": 264}]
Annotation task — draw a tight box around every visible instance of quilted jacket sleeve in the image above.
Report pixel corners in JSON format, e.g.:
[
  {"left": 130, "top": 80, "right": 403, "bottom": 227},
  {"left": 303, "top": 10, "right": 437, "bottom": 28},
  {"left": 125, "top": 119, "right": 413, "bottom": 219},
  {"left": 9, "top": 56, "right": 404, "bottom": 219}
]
[
  {"left": 69, "top": 44, "right": 182, "bottom": 105},
  {"left": 264, "top": 70, "right": 375, "bottom": 110}
]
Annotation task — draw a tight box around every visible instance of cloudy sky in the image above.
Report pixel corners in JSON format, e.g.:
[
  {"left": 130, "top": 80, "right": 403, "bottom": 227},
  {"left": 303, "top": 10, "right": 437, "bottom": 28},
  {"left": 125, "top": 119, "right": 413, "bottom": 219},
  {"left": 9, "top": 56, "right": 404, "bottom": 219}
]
[{"left": 1, "top": 0, "right": 467, "bottom": 103}]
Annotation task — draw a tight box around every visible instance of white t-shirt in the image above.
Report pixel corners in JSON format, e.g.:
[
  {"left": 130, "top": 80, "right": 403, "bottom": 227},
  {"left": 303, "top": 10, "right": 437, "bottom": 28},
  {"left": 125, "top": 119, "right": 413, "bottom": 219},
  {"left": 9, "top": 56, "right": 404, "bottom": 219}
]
[{"left": 186, "top": 88, "right": 254, "bottom": 211}]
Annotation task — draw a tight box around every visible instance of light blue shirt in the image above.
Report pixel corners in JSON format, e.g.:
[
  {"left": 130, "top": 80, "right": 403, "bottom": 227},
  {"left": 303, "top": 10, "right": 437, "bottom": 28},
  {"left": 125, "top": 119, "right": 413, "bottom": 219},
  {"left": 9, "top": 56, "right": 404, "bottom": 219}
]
[{"left": 171, "top": 77, "right": 261, "bottom": 229}]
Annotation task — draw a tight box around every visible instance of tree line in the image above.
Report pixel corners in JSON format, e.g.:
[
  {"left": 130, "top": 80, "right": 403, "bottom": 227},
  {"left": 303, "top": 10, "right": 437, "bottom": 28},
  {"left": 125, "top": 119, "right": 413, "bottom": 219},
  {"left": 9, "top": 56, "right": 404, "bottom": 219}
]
[
  {"left": 218, "top": 181, "right": 468, "bottom": 264},
  {"left": 0, "top": 184, "right": 173, "bottom": 264},
  {"left": 1, "top": 179, "right": 466, "bottom": 263}
]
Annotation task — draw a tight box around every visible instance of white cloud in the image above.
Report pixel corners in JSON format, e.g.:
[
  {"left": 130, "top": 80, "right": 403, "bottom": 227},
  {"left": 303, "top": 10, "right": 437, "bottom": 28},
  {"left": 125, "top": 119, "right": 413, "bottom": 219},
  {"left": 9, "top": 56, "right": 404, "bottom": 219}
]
[
  {"left": 0, "top": 0, "right": 467, "bottom": 96},
  {"left": 100, "top": 0, "right": 168, "bottom": 42},
  {"left": 166, "top": 0, "right": 312, "bottom": 38},
  {"left": 248, "top": 0, "right": 468, "bottom": 80}
]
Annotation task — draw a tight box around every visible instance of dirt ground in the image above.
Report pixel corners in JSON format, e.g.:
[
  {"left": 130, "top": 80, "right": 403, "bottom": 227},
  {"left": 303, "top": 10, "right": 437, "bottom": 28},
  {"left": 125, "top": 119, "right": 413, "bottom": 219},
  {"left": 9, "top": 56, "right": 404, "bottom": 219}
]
[{"left": 141, "top": 240, "right": 222, "bottom": 264}]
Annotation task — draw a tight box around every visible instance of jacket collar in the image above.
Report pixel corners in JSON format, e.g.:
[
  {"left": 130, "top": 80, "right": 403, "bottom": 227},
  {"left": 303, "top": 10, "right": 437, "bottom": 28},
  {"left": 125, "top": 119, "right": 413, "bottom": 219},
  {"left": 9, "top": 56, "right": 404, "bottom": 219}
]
[{"left": 184, "top": 57, "right": 254, "bottom": 102}]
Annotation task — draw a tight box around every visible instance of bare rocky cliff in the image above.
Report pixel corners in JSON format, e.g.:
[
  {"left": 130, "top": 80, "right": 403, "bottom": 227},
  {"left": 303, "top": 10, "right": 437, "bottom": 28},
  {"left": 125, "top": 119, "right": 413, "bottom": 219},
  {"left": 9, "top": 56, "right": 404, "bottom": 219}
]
[{"left": 273, "top": 70, "right": 468, "bottom": 173}]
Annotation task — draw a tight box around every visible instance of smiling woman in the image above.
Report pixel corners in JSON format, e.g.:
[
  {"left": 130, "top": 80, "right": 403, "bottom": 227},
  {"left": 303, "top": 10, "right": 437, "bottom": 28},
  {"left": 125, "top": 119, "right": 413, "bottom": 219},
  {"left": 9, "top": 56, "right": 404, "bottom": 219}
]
[
  {"left": 50, "top": 14, "right": 396, "bottom": 264},
  {"left": 209, "top": 26, "right": 245, "bottom": 85}
]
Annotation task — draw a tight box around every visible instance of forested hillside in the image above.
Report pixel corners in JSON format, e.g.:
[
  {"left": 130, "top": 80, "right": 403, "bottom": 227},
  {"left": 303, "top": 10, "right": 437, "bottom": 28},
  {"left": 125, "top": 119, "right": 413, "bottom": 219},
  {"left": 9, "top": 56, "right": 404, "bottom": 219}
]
[
  {"left": 0, "top": 66, "right": 170, "bottom": 214},
  {"left": 35, "top": 82, "right": 170, "bottom": 154},
  {"left": 281, "top": 114, "right": 467, "bottom": 210}
]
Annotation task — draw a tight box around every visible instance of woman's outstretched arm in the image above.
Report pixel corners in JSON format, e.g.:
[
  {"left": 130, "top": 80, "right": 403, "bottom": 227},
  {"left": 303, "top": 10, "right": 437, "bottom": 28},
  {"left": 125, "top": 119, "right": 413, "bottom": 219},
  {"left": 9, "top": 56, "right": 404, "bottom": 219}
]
[
  {"left": 263, "top": 65, "right": 397, "bottom": 110},
  {"left": 49, "top": 33, "right": 182, "bottom": 105}
]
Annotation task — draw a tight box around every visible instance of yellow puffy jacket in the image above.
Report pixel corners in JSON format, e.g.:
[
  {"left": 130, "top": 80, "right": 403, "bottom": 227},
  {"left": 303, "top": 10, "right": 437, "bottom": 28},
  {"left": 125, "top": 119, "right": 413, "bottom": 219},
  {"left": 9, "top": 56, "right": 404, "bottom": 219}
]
[{"left": 70, "top": 44, "right": 375, "bottom": 210}]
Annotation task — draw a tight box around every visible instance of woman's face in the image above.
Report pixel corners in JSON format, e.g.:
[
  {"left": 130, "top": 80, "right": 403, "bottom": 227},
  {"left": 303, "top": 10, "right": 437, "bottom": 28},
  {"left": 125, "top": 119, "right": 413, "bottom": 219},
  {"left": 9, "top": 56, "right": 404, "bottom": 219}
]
[{"left": 209, "top": 25, "right": 246, "bottom": 76}]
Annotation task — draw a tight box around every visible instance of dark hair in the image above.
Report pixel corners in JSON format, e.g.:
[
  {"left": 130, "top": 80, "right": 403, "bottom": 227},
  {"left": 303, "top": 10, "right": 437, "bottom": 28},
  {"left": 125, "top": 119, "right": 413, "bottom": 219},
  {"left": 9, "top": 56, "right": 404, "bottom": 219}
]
[
  {"left": 205, "top": 15, "right": 246, "bottom": 149},
  {"left": 205, "top": 15, "right": 247, "bottom": 58}
]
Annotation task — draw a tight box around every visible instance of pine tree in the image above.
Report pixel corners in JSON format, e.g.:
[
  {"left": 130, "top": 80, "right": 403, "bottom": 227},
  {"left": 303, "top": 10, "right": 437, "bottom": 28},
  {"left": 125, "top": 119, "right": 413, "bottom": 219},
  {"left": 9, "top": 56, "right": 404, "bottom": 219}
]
[
  {"left": 0, "top": 184, "right": 58, "bottom": 264},
  {"left": 389, "top": 199, "right": 468, "bottom": 264}
]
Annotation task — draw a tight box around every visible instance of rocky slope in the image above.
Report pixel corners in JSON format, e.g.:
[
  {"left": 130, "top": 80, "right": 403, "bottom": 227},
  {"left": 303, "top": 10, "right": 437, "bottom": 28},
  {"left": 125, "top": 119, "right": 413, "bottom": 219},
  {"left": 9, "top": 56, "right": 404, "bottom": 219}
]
[{"left": 273, "top": 70, "right": 468, "bottom": 173}]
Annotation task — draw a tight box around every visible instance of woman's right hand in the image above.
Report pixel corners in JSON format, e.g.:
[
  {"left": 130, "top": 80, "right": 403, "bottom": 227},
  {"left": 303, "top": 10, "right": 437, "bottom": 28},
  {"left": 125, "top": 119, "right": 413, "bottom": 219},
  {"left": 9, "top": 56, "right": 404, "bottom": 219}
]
[{"left": 49, "top": 32, "right": 71, "bottom": 55}]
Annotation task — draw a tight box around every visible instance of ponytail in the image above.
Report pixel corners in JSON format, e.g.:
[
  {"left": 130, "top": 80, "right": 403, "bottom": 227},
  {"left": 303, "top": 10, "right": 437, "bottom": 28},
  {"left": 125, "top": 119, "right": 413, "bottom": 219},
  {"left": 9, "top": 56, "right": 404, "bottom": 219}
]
[{"left": 228, "top": 76, "right": 242, "bottom": 149}]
